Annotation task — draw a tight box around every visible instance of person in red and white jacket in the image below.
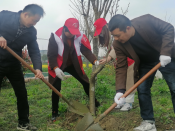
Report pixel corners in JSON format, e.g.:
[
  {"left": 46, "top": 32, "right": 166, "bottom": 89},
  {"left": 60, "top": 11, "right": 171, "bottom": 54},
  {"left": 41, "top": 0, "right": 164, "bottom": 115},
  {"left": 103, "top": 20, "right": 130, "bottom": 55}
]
[
  {"left": 94, "top": 18, "right": 136, "bottom": 111},
  {"left": 47, "top": 18, "right": 100, "bottom": 122}
]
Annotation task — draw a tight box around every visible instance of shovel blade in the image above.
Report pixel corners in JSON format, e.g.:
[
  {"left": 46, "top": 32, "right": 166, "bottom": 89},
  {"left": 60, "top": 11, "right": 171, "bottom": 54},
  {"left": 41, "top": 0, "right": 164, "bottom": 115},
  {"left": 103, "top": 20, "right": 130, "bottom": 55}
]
[
  {"left": 75, "top": 112, "right": 94, "bottom": 131},
  {"left": 86, "top": 123, "right": 103, "bottom": 131},
  {"left": 68, "top": 100, "right": 89, "bottom": 116}
]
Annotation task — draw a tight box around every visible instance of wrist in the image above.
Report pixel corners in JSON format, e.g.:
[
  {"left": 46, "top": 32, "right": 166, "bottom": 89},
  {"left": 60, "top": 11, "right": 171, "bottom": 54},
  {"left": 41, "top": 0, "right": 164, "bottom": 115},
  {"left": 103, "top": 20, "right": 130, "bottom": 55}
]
[
  {"left": 107, "top": 56, "right": 112, "bottom": 62},
  {"left": 116, "top": 89, "right": 126, "bottom": 94},
  {"left": 93, "top": 60, "right": 97, "bottom": 65},
  {"left": 54, "top": 66, "right": 58, "bottom": 71}
]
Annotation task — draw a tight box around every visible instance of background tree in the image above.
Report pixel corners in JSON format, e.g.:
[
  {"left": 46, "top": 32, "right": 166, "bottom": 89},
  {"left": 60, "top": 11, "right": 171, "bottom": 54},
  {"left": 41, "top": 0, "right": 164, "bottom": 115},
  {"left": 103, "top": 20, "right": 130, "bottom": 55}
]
[
  {"left": 70, "top": 0, "right": 129, "bottom": 57},
  {"left": 41, "top": 54, "right": 48, "bottom": 63}
]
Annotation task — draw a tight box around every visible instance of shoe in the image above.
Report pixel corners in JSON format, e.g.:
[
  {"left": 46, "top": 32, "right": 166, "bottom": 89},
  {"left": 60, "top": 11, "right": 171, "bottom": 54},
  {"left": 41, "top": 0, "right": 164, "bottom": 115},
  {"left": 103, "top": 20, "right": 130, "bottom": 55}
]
[
  {"left": 17, "top": 123, "right": 37, "bottom": 131},
  {"left": 51, "top": 112, "right": 60, "bottom": 122},
  {"left": 115, "top": 104, "right": 123, "bottom": 109},
  {"left": 115, "top": 102, "right": 125, "bottom": 109},
  {"left": 133, "top": 120, "right": 157, "bottom": 131},
  {"left": 120, "top": 103, "right": 132, "bottom": 111}
]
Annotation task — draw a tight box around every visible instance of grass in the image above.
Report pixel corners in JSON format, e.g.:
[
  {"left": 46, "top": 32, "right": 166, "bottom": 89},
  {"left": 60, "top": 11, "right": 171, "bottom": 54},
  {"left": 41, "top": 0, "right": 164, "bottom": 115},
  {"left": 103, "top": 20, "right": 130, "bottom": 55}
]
[
  {"left": 25, "top": 63, "right": 93, "bottom": 74},
  {"left": 0, "top": 66, "right": 175, "bottom": 131}
]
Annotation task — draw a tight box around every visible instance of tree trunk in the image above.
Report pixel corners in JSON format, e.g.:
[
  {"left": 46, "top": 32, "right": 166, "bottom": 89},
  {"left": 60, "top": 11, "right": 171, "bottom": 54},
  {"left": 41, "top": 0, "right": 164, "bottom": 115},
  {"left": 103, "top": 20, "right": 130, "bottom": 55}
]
[
  {"left": 89, "top": 74, "right": 96, "bottom": 115},
  {"left": 89, "top": 37, "right": 99, "bottom": 115},
  {"left": 93, "top": 34, "right": 99, "bottom": 70},
  {"left": 89, "top": 65, "right": 105, "bottom": 115},
  {"left": 93, "top": 37, "right": 99, "bottom": 58}
]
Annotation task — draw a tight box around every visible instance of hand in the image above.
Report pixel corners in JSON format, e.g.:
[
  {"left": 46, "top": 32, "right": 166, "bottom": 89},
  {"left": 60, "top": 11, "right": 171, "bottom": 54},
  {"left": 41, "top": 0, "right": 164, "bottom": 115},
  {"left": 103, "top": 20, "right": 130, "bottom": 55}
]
[
  {"left": 0, "top": 36, "right": 7, "bottom": 49},
  {"left": 94, "top": 60, "right": 99, "bottom": 66},
  {"left": 114, "top": 92, "right": 125, "bottom": 106},
  {"left": 35, "top": 69, "right": 44, "bottom": 79},
  {"left": 99, "top": 58, "right": 107, "bottom": 65},
  {"left": 55, "top": 67, "right": 65, "bottom": 80},
  {"left": 99, "top": 56, "right": 112, "bottom": 65},
  {"left": 159, "top": 55, "right": 171, "bottom": 67}
]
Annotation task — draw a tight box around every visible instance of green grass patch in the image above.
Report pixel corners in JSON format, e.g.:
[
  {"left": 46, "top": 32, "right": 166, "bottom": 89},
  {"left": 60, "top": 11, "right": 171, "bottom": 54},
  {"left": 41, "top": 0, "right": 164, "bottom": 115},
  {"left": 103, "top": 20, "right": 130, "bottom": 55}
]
[{"left": 0, "top": 66, "right": 175, "bottom": 130}]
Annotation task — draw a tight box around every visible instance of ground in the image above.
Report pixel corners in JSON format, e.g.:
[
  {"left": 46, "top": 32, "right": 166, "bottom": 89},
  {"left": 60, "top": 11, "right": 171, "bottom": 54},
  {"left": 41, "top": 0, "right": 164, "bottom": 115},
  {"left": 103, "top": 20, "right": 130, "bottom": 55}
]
[{"left": 0, "top": 67, "right": 175, "bottom": 131}]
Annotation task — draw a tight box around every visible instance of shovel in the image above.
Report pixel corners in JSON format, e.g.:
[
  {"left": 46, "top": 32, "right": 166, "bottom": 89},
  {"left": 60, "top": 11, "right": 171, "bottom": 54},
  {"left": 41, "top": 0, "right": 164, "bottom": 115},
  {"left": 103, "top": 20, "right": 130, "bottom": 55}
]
[
  {"left": 75, "top": 62, "right": 161, "bottom": 131},
  {"left": 6, "top": 46, "right": 89, "bottom": 116}
]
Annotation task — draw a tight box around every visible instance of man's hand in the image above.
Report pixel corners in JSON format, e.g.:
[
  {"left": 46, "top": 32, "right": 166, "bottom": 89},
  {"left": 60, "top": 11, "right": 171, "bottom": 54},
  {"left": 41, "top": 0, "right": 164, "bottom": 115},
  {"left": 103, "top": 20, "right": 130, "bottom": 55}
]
[
  {"left": 55, "top": 67, "right": 65, "bottom": 80},
  {"left": 114, "top": 92, "right": 125, "bottom": 106},
  {"left": 159, "top": 55, "right": 171, "bottom": 67},
  {"left": 0, "top": 36, "right": 7, "bottom": 49},
  {"left": 99, "top": 56, "right": 112, "bottom": 65},
  {"left": 35, "top": 69, "right": 44, "bottom": 79}
]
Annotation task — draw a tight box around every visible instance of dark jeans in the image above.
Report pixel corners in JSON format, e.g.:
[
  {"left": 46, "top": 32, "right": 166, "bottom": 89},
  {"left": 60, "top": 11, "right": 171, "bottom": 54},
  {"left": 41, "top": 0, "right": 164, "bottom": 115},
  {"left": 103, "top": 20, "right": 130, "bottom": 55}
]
[
  {"left": 0, "top": 65, "right": 29, "bottom": 124},
  {"left": 137, "top": 59, "right": 175, "bottom": 121},
  {"left": 52, "top": 66, "right": 90, "bottom": 113}
]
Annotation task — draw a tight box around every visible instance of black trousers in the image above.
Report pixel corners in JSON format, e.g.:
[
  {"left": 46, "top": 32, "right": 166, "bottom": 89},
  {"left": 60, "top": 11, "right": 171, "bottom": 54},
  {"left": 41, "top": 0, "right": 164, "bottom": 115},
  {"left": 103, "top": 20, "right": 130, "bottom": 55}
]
[
  {"left": 137, "top": 59, "right": 175, "bottom": 121},
  {"left": 52, "top": 65, "right": 91, "bottom": 113},
  {"left": 0, "top": 65, "right": 29, "bottom": 124}
]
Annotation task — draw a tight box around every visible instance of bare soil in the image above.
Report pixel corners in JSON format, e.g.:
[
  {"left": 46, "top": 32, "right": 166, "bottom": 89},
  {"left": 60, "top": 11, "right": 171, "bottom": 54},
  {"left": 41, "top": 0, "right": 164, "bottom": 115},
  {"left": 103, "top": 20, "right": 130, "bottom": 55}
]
[{"left": 57, "top": 109, "right": 175, "bottom": 131}]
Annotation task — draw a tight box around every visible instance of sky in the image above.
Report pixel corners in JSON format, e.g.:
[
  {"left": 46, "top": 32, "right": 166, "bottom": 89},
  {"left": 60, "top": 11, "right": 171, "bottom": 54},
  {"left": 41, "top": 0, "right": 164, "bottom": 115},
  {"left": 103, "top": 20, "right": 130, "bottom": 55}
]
[{"left": 0, "top": 0, "right": 175, "bottom": 55}]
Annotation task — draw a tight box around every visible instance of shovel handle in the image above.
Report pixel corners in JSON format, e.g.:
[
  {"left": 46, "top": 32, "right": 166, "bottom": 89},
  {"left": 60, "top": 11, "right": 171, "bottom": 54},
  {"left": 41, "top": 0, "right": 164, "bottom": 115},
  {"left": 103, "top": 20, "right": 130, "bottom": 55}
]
[
  {"left": 103, "top": 62, "right": 161, "bottom": 116},
  {"left": 6, "top": 46, "right": 63, "bottom": 98}
]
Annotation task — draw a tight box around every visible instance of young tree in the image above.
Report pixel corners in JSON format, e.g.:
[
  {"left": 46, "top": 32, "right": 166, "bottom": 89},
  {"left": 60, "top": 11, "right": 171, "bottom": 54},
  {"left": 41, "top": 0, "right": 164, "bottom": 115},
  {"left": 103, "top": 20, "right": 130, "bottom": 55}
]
[{"left": 70, "top": 0, "right": 129, "bottom": 115}]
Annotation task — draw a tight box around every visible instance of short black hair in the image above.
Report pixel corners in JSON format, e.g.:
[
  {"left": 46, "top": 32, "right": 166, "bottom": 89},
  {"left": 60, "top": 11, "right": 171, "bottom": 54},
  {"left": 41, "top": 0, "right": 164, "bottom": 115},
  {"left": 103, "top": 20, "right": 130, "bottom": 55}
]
[
  {"left": 109, "top": 14, "right": 131, "bottom": 32},
  {"left": 23, "top": 4, "right": 45, "bottom": 17}
]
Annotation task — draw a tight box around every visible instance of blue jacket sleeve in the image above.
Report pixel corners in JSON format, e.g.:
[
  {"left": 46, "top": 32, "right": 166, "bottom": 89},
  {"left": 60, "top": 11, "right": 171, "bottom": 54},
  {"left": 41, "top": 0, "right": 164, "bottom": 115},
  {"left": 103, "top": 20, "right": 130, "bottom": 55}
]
[{"left": 0, "top": 11, "right": 4, "bottom": 37}]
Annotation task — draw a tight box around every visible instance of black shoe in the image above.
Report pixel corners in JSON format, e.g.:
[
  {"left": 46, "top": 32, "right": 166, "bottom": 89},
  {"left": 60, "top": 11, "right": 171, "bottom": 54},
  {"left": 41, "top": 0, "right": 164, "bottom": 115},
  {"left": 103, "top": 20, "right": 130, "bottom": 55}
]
[
  {"left": 51, "top": 112, "right": 60, "bottom": 122},
  {"left": 95, "top": 100, "right": 100, "bottom": 108},
  {"left": 17, "top": 123, "right": 37, "bottom": 131}
]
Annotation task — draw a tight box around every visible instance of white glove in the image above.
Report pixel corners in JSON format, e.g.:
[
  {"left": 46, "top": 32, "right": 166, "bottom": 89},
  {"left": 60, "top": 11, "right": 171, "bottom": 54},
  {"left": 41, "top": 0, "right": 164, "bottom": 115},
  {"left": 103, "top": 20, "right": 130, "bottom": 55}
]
[
  {"left": 54, "top": 68, "right": 65, "bottom": 80},
  {"left": 114, "top": 92, "right": 125, "bottom": 106},
  {"left": 95, "top": 60, "right": 99, "bottom": 66},
  {"left": 159, "top": 55, "right": 171, "bottom": 67}
]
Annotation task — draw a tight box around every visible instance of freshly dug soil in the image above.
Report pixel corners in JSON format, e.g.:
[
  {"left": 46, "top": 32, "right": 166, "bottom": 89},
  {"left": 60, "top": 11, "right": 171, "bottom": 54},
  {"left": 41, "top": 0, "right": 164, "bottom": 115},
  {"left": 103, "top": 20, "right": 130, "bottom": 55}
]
[{"left": 58, "top": 109, "right": 175, "bottom": 131}]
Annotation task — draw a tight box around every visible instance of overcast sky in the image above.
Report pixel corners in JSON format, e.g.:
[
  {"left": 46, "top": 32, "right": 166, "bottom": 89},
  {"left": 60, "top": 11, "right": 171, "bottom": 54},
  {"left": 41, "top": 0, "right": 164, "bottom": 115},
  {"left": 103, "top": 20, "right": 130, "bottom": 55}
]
[{"left": 0, "top": 0, "right": 175, "bottom": 55}]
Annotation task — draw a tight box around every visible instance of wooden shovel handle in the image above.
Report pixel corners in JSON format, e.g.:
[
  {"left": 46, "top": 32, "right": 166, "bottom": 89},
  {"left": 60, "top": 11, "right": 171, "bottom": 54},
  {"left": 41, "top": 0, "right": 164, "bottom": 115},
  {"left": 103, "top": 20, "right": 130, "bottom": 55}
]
[
  {"left": 6, "top": 46, "right": 63, "bottom": 98},
  {"left": 103, "top": 62, "right": 161, "bottom": 115}
]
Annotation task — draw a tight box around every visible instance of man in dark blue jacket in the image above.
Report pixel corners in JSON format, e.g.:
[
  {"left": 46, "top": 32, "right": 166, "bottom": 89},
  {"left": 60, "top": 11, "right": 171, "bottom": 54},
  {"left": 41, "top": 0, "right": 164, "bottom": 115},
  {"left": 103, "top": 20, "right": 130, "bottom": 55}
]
[{"left": 0, "top": 4, "right": 45, "bottom": 131}]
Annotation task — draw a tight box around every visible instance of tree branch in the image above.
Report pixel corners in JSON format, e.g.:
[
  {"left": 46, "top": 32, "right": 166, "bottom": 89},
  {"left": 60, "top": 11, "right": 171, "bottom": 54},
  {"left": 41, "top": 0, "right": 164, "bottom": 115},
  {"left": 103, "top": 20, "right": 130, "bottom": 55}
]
[
  {"left": 86, "top": 0, "right": 90, "bottom": 16},
  {"left": 97, "top": 0, "right": 99, "bottom": 12},
  {"left": 121, "top": 3, "right": 130, "bottom": 15},
  {"left": 103, "top": 0, "right": 113, "bottom": 18}
]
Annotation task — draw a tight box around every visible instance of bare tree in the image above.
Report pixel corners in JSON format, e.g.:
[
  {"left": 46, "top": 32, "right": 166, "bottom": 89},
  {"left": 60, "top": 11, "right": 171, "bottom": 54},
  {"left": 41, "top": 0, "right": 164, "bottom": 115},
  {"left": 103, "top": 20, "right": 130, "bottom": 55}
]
[
  {"left": 164, "top": 11, "right": 173, "bottom": 23},
  {"left": 70, "top": 0, "right": 121, "bottom": 56},
  {"left": 70, "top": 0, "right": 129, "bottom": 115}
]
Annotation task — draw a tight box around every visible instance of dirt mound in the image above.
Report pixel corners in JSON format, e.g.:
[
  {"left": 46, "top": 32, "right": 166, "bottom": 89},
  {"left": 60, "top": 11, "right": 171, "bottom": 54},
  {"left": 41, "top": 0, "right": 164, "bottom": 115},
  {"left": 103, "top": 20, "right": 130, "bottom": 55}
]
[
  {"left": 99, "top": 111, "right": 141, "bottom": 131},
  {"left": 59, "top": 109, "right": 175, "bottom": 131},
  {"left": 59, "top": 112, "right": 82, "bottom": 130}
]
